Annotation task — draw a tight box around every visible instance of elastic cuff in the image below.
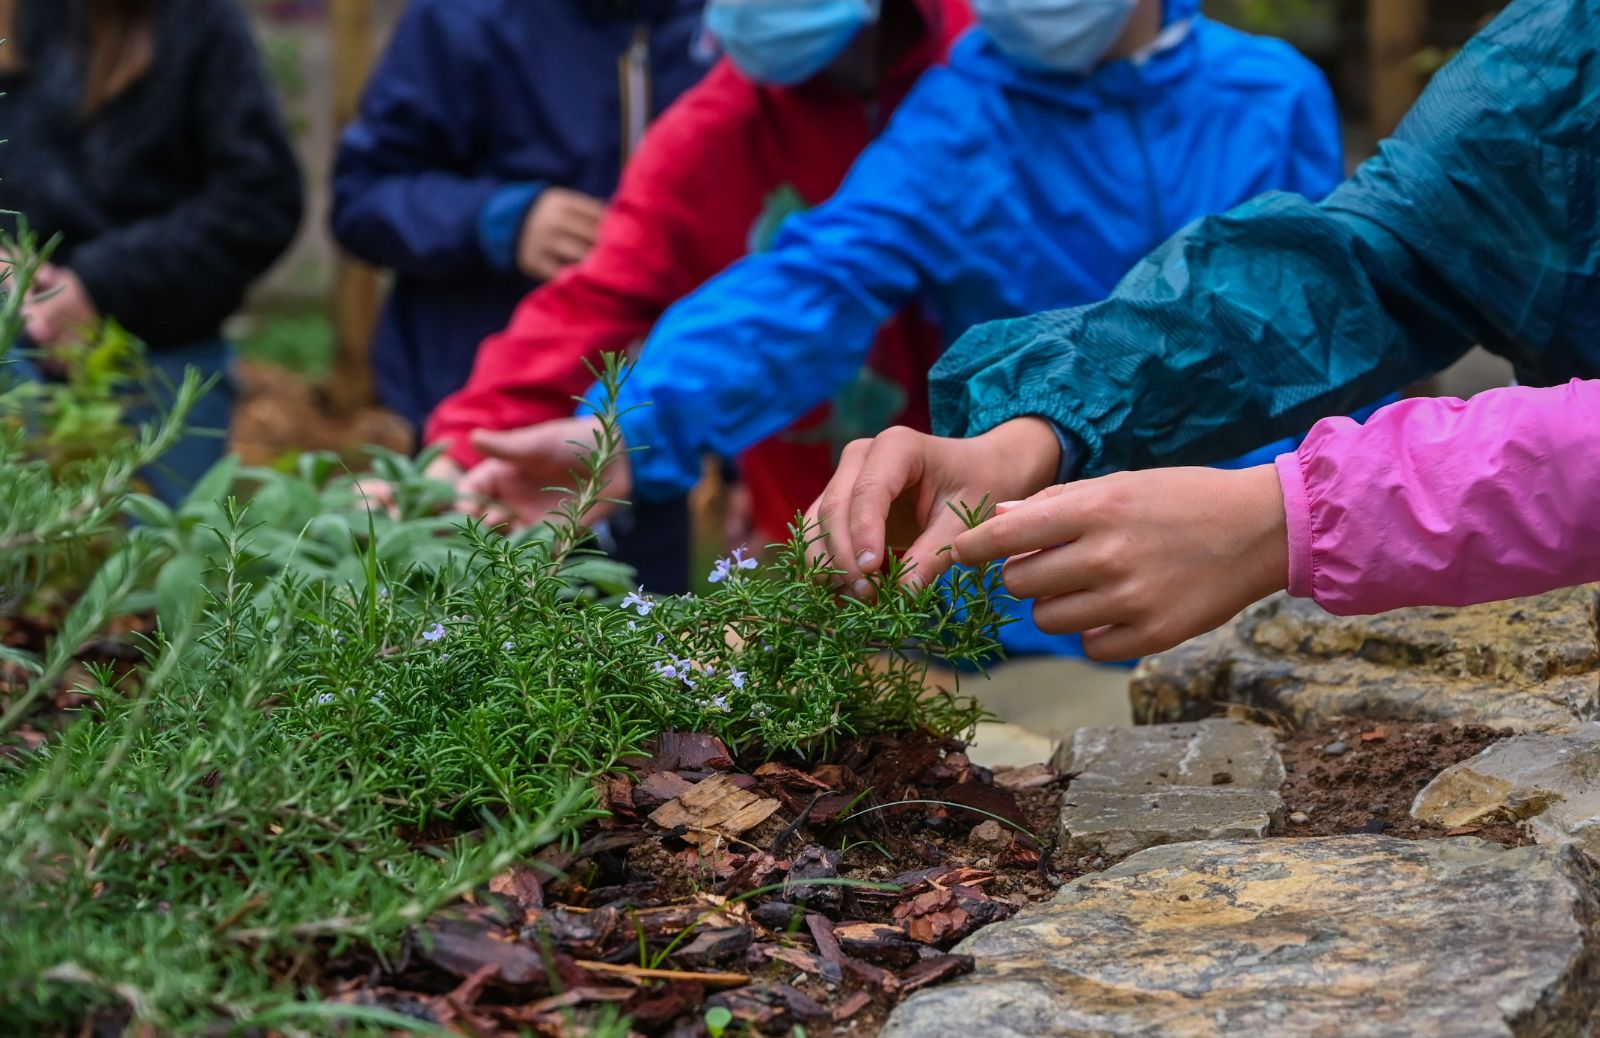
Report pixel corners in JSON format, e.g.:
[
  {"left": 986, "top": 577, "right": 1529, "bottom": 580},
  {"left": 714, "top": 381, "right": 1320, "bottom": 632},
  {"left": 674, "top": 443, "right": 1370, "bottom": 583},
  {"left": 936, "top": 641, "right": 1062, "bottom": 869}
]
[
  {"left": 1274, "top": 450, "right": 1315, "bottom": 599},
  {"left": 477, "top": 182, "right": 547, "bottom": 272},
  {"left": 1044, "top": 419, "right": 1082, "bottom": 484}
]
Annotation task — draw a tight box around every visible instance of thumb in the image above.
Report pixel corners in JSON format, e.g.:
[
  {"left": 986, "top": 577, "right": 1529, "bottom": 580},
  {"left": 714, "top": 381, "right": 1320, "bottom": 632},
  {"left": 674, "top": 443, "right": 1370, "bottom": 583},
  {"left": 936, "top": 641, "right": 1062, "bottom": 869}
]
[{"left": 469, "top": 425, "right": 556, "bottom": 463}]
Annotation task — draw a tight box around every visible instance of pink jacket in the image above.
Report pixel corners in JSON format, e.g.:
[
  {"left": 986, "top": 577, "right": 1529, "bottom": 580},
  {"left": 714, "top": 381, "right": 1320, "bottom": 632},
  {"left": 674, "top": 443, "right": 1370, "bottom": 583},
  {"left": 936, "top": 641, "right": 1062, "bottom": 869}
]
[{"left": 1275, "top": 379, "right": 1600, "bottom": 616}]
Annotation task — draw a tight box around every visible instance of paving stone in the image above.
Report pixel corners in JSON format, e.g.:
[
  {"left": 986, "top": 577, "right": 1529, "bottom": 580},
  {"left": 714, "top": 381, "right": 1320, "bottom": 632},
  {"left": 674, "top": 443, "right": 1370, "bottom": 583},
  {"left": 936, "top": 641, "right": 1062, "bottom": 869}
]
[
  {"left": 1052, "top": 719, "right": 1285, "bottom": 855},
  {"left": 1058, "top": 788, "right": 1282, "bottom": 857},
  {"left": 881, "top": 836, "right": 1600, "bottom": 1038},
  {"left": 1056, "top": 718, "right": 1285, "bottom": 791},
  {"left": 1131, "top": 588, "right": 1600, "bottom": 732},
  {"left": 1412, "top": 722, "right": 1600, "bottom": 856}
]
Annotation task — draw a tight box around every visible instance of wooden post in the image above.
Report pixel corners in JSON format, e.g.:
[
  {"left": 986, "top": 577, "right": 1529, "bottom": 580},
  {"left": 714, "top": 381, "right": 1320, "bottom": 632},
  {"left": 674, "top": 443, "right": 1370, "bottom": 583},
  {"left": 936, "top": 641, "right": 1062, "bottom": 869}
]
[
  {"left": 327, "top": 0, "right": 380, "bottom": 414},
  {"left": 1368, "top": 0, "right": 1428, "bottom": 140}
]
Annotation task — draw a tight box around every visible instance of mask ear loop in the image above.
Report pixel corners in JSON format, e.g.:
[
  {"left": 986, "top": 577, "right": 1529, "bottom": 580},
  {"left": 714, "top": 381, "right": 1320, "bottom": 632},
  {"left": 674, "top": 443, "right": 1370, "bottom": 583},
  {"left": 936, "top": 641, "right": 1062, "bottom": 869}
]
[{"left": 1128, "top": 15, "right": 1193, "bottom": 66}]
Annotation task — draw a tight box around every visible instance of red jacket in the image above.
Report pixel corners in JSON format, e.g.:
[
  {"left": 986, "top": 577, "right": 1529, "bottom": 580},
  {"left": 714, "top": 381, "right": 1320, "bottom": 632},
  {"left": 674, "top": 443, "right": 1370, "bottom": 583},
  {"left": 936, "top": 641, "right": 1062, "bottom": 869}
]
[{"left": 425, "top": 0, "right": 971, "bottom": 541}]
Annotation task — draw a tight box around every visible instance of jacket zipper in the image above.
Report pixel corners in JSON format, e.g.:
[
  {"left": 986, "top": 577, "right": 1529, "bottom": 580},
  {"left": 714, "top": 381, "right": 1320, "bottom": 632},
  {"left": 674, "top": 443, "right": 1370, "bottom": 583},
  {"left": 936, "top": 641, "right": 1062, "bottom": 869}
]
[
  {"left": 618, "top": 24, "right": 652, "bottom": 168},
  {"left": 1121, "top": 103, "right": 1165, "bottom": 242}
]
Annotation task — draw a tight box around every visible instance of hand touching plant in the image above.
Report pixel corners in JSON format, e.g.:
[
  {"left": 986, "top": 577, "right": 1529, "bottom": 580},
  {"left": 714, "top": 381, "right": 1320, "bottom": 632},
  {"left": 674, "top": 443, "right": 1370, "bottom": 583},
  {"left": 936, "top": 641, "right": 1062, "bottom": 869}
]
[
  {"left": 23, "top": 264, "right": 99, "bottom": 353},
  {"left": 952, "top": 465, "right": 1291, "bottom": 661},
  {"left": 457, "top": 415, "right": 630, "bottom": 530},
  {"left": 805, "top": 418, "right": 1061, "bottom": 597}
]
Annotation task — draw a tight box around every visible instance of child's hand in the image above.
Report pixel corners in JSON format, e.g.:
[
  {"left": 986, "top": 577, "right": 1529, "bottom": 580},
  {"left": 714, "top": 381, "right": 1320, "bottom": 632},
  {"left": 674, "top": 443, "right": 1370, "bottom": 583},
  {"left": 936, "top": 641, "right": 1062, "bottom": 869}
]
[
  {"left": 457, "top": 416, "right": 629, "bottom": 530},
  {"left": 517, "top": 188, "right": 607, "bottom": 281},
  {"left": 24, "top": 265, "right": 99, "bottom": 351},
  {"left": 954, "top": 465, "right": 1291, "bottom": 661}
]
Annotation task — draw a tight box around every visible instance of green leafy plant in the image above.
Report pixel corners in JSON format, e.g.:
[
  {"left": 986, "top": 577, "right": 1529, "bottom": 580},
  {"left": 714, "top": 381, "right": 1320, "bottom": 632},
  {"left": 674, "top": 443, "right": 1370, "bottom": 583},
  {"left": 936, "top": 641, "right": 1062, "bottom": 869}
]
[
  {"left": 0, "top": 356, "right": 1011, "bottom": 1033},
  {"left": 705, "top": 1005, "right": 735, "bottom": 1038}
]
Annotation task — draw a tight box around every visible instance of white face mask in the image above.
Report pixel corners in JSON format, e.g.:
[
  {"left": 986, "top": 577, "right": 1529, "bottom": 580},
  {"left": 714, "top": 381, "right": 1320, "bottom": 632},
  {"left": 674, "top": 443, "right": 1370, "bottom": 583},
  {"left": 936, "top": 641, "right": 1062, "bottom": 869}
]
[{"left": 974, "top": 0, "right": 1141, "bottom": 74}]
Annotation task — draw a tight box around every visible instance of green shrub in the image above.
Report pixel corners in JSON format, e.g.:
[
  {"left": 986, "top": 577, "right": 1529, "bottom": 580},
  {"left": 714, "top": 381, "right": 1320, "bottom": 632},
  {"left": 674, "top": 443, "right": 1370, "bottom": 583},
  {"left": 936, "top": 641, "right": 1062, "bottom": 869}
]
[{"left": 0, "top": 361, "right": 1008, "bottom": 1033}]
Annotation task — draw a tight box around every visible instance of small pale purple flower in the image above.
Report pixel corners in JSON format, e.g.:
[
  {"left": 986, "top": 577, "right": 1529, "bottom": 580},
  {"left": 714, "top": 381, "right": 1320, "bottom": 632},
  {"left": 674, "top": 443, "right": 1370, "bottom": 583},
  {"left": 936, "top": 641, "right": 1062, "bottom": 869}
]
[
  {"left": 653, "top": 661, "right": 679, "bottom": 680},
  {"left": 620, "top": 586, "right": 655, "bottom": 616},
  {"left": 423, "top": 622, "right": 446, "bottom": 642},
  {"left": 502, "top": 640, "right": 515, "bottom": 651},
  {"left": 317, "top": 692, "right": 336, "bottom": 705},
  {"left": 655, "top": 633, "right": 665, "bottom": 645},
  {"left": 628, "top": 620, "right": 638, "bottom": 631},
  {"left": 708, "top": 547, "right": 760, "bottom": 584},
  {"left": 729, "top": 669, "right": 747, "bottom": 691},
  {"left": 709, "top": 694, "right": 728, "bottom": 711}
]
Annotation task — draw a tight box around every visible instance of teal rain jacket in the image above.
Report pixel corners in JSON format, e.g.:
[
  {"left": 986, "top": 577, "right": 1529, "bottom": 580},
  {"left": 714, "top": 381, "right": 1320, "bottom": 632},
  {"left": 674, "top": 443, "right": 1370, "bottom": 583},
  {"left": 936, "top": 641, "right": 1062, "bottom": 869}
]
[
  {"left": 594, "top": 1, "right": 1343, "bottom": 499},
  {"left": 931, "top": 0, "right": 1600, "bottom": 475}
]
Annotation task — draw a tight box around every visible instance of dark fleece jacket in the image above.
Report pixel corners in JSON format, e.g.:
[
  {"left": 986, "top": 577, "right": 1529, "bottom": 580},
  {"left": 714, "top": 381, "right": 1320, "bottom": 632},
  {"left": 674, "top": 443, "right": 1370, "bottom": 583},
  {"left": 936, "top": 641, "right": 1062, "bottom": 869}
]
[{"left": 0, "top": 0, "right": 303, "bottom": 348}]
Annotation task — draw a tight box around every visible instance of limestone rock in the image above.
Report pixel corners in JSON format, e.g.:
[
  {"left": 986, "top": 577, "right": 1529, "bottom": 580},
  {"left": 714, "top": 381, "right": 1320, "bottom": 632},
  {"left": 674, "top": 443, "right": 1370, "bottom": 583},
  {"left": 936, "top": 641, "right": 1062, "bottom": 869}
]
[
  {"left": 1057, "top": 718, "right": 1285, "bottom": 791},
  {"left": 881, "top": 836, "right": 1600, "bottom": 1038},
  {"left": 1412, "top": 722, "right": 1600, "bottom": 856},
  {"left": 1055, "top": 720, "right": 1284, "bottom": 855},
  {"left": 1131, "top": 588, "right": 1600, "bottom": 731},
  {"left": 1058, "top": 788, "right": 1282, "bottom": 857}
]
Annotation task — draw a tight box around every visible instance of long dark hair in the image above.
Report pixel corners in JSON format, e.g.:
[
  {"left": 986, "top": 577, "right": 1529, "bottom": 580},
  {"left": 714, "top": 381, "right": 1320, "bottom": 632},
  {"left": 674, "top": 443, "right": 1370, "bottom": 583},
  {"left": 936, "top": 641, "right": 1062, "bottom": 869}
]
[
  {"left": 79, "top": 0, "right": 159, "bottom": 115},
  {"left": 0, "top": 0, "right": 159, "bottom": 114}
]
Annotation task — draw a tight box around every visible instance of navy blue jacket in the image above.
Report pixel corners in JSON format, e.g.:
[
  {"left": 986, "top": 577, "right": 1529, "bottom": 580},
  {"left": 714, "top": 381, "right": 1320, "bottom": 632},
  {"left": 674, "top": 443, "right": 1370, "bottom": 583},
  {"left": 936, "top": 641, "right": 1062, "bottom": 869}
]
[{"left": 331, "top": 0, "right": 709, "bottom": 430}]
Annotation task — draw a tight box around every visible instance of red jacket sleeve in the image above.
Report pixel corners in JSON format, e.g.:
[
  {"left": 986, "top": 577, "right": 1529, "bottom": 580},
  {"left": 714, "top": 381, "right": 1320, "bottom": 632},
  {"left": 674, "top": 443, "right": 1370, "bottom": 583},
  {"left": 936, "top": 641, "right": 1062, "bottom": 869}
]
[{"left": 424, "top": 65, "right": 762, "bottom": 467}]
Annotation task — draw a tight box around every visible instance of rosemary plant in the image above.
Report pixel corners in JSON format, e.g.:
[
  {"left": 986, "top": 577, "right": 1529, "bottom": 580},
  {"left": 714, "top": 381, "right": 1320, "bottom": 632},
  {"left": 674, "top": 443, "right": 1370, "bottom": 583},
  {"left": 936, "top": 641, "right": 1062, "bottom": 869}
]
[{"left": 0, "top": 356, "right": 1009, "bottom": 1033}]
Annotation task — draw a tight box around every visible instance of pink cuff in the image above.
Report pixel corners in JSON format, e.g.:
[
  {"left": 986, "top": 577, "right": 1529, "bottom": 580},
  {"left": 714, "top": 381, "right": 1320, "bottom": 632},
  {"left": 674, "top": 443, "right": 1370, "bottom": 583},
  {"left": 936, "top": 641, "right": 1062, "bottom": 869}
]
[{"left": 1274, "top": 451, "right": 1314, "bottom": 600}]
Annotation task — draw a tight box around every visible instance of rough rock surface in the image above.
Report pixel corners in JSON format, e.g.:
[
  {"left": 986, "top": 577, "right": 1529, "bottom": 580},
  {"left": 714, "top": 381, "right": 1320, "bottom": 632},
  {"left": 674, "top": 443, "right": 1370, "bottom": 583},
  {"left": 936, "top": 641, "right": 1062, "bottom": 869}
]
[
  {"left": 881, "top": 836, "right": 1600, "bottom": 1038},
  {"left": 1055, "top": 720, "right": 1284, "bottom": 855},
  {"left": 1413, "top": 722, "right": 1600, "bottom": 856},
  {"left": 1131, "top": 589, "right": 1600, "bottom": 731}
]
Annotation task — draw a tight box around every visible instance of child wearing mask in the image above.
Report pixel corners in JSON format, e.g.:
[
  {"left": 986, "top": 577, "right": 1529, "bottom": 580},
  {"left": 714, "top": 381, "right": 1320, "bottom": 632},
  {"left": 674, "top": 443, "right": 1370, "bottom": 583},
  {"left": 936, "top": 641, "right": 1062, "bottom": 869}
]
[
  {"left": 446, "top": 0, "right": 1352, "bottom": 655},
  {"left": 332, "top": 0, "right": 709, "bottom": 591},
  {"left": 0, "top": 0, "right": 302, "bottom": 503},
  {"left": 422, "top": 0, "right": 972, "bottom": 589}
]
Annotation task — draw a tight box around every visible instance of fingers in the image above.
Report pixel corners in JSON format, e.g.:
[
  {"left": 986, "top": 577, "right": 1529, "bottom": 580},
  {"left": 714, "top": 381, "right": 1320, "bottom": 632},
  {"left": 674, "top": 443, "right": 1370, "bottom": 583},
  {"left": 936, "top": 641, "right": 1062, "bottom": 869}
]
[
  {"left": 844, "top": 428, "right": 926, "bottom": 579},
  {"left": 898, "top": 508, "right": 970, "bottom": 591},
  {"left": 1029, "top": 587, "right": 1127, "bottom": 636},
  {"left": 1082, "top": 624, "right": 1155, "bottom": 663},
  {"left": 469, "top": 423, "right": 566, "bottom": 465},
  {"left": 954, "top": 485, "right": 1083, "bottom": 566},
  {"left": 810, "top": 438, "right": 870, "bottom": 580}
]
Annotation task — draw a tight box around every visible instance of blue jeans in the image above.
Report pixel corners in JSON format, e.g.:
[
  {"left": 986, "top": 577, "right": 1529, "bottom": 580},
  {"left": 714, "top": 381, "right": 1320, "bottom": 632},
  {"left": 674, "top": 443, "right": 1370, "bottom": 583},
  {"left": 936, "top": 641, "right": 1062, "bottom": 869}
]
[{"left": 8, "top": 338, "right": 235, "bottom": 507}]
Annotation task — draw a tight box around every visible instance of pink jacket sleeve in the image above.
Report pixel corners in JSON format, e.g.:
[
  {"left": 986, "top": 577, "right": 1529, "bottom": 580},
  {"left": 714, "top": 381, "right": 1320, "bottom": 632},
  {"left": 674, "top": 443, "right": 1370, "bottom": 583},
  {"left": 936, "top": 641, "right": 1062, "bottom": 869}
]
[{"left": 1275, "top": 379, "right": 1600, "bottom": 616}]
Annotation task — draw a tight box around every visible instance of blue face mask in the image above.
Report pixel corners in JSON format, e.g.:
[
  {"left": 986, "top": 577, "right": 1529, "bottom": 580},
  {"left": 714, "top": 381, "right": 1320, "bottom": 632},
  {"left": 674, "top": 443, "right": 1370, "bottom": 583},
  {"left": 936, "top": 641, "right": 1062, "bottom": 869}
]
[
  {"left": 973, "top": 0, "right": 1141, "bottom": 75},
  {"left": 704, "top": 0, "right": 881, "bottom": 86}
]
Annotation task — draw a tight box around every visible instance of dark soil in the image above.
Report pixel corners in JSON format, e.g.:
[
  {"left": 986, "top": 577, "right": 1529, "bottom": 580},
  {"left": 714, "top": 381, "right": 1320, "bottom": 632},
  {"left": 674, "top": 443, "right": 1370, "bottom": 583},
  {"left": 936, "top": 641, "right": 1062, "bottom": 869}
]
[{"left": 1272, "top": 719, "right": 1530, "bottom": 846}]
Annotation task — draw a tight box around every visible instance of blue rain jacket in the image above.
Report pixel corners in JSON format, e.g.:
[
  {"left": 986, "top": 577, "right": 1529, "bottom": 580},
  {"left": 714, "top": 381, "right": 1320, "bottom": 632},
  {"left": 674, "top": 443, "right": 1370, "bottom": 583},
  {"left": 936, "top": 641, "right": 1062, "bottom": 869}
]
[
  {"left": 601, "top": 2, "right": 1343, "bottom": 499},
  {"left": 332, "top": 0, "right": 709, "bottom": 430},
  {"left": 929, "top": 0, "right": 1600, "bottom": 477}
]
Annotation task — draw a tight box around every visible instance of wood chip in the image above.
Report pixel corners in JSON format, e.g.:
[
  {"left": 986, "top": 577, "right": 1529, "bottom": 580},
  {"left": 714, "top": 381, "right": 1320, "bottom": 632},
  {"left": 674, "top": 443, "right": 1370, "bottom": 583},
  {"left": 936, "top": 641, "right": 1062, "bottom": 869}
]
[
  {"left": 573, "top": 960, "right": 749, "bottom": 987},
  {"left": 649, "top": 774, "right": 781, "bottom": 848},
  {"left": 993, "top": 762, "right": 1061, "bottom": 790}
]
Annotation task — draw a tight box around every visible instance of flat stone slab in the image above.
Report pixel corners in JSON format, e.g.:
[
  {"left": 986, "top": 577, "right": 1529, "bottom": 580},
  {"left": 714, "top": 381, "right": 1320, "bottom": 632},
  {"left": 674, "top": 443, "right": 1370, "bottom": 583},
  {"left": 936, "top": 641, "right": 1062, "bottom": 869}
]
[
  {"left": 1413, "top": 722, "right": 1600, "bottom": 856},
  {"left": 1131, "top": 588, "right": 1600, "bottom": 732},
  {"left": 1059, "top": 788, "right": 1282, "bottom": 857},
  {"left": 1055, "top": 720, "right": 1285, "bottom": 855},
  {"left": 882, "top": 836, "right": 1600, "bottom": 1038},
  {"left": 1057, "top": 718, "right": 1285, "bottom": 791}
]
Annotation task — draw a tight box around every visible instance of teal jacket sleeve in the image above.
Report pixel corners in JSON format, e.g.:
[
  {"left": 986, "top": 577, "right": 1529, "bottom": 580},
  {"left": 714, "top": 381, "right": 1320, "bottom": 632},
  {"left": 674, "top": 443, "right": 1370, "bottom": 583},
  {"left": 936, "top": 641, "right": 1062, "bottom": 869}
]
[
  {"left": 599, "top": 92, "right": 970, "bottom": 500},
  {"left": 931, "top": 0, "right": 1598, "bottom": 477}
]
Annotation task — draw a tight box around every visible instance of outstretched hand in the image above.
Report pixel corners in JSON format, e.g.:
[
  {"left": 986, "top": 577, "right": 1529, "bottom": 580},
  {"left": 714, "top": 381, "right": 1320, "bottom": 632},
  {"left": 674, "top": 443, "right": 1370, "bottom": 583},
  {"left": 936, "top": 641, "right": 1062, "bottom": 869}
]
[
  {"left": 456, "top": 416, "right": 631, "bottom": 530},
  {"left": 953, "top": 465, "right": 1291, "bottom": 661},
  {"left": 804, "top": 418, "right": 1061, "bottom": 597}
]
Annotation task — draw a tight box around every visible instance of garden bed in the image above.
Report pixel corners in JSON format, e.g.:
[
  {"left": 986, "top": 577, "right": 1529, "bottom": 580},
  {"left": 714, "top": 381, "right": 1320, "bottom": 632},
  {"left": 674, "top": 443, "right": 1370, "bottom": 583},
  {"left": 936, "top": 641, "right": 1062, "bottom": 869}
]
[{"left": 297, "top": 717, "right": 1527, "bottom": 1037}]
